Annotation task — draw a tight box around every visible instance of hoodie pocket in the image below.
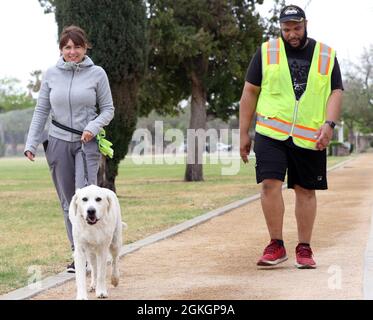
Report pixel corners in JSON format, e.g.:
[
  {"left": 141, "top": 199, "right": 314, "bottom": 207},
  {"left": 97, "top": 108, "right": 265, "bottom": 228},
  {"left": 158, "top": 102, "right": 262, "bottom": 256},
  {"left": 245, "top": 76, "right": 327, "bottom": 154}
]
[
  {"left": 75, "top": 107, "right": 90, "bottom": 129},
  {"left": 87, "top": 107, "right": 98, "bottom": 121}
]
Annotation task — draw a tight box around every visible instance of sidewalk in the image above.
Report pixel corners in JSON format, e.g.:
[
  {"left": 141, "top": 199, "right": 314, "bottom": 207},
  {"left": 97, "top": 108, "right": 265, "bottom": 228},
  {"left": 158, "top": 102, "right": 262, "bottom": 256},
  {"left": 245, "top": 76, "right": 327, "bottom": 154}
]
[{"left": 32, "top": 153, "right": 373, "bottom": 299}]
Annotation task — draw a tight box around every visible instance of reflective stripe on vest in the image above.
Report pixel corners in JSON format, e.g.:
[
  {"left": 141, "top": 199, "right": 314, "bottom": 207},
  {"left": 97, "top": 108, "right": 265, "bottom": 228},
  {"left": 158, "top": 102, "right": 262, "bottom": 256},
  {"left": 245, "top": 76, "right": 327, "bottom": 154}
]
[
  {"left": 292, "top": 126, "right": 317, "bottom": 143},
  {"left": 318, "top": 43, "right": 332, "bottom": 75},
  {"left": 267, "top": 39, "right": 280, "bottom": 65},
  {"left": 256, "top": 114, "right": 318, "bottom": 143},
  {"left": 267, "top": 40, "right": 332, "bottom": 75},
  {"left": 256, "top": 113, "right": 291, "bottom": 134}
]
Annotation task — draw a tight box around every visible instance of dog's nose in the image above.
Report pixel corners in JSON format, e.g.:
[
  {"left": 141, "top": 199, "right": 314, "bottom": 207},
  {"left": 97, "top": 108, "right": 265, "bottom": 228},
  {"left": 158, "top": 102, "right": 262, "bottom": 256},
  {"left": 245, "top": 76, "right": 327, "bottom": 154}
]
[{"left": 87, "top": 208, "right": 96, "bottom": 217}]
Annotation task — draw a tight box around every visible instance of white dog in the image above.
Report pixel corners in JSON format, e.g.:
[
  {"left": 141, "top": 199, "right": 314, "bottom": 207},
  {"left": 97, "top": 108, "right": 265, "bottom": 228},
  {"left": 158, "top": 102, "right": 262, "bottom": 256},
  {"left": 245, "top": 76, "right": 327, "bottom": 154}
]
[{"left": 69, "top": 184, "right": 125, "bottom": 300}]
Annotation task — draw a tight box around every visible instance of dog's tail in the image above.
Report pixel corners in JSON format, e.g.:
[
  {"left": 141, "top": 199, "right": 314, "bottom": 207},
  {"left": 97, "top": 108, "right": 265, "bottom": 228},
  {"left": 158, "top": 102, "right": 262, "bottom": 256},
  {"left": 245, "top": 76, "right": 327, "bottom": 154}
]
[{"left": 122, "top": 221, "right": 128, "bottom": 230}]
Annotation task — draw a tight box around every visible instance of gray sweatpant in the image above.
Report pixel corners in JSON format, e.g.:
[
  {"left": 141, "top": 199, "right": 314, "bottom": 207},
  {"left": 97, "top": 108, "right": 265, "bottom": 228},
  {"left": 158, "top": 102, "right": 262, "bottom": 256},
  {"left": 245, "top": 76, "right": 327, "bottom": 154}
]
[{"left": 45, "top": 136, "right": 101, "bottom": 251}]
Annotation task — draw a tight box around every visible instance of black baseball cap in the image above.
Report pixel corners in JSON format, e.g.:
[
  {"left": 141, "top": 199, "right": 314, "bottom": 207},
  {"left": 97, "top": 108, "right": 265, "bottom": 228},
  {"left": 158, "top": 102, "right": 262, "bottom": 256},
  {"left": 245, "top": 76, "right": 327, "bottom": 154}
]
[{"left": 279, "top": 5, "right": 306, "bottom": 23}]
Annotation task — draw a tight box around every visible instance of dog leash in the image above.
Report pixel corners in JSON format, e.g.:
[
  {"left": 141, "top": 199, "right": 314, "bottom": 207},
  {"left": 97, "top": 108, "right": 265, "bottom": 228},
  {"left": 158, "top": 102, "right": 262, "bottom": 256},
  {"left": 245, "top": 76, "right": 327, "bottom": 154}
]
[
  {"left": 81, "top": 142, "right": 89, "bottom": 187},
  {"left": 52, "top": 119, "right": 114, "bottom": 158}
]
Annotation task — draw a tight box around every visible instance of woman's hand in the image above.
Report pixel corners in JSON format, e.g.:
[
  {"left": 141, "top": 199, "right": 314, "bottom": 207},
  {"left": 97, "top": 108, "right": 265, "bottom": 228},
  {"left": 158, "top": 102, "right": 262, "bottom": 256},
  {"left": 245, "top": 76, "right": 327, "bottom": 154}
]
[
  {"left": 25, "top": 151, "right": 35, "bottom": 162},
  {"left": 81, "top": 130, "right": 94, "bottom": 143}
]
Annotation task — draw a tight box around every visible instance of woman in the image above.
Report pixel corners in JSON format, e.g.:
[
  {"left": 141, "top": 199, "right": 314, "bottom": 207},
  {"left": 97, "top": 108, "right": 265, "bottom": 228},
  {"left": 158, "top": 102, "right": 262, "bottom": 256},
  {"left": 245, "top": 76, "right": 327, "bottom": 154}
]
[{"left": 24, "top": 25, "right": 114, "bottom": 273}]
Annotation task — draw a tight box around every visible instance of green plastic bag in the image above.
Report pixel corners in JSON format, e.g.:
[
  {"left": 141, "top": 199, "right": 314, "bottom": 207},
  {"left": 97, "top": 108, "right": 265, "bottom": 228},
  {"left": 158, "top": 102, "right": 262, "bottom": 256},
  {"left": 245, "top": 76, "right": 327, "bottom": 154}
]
[{"left": 96, "top": 129, "right": 114, "bottom": 158}]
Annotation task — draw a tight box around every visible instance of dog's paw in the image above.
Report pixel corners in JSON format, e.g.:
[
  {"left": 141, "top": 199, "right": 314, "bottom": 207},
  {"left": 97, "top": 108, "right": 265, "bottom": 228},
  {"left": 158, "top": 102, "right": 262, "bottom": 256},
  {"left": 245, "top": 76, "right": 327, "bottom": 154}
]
[
  {"left": 111, "top": 275, "right": 119, "bottom": 287},
  {"left": 96, "top": 290, "right": 108, "bottom": 299}
]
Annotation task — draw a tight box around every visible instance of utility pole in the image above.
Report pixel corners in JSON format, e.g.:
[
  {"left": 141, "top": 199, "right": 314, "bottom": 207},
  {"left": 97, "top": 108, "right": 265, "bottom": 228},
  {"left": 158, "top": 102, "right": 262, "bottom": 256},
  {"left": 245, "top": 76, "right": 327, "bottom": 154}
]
[
  {"left": 338, "top": 121, "right": 344, "bottom": 143},
  {"left": 355, "top": 132, "right": 359, "bottom": 153}
]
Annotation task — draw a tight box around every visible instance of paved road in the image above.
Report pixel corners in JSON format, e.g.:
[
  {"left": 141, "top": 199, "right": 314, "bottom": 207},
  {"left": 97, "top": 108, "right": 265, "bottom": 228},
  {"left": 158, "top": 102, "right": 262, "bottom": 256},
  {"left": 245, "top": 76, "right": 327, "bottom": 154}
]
[{"left": 34, "top": 154, "right": 373, "bottom": 299}]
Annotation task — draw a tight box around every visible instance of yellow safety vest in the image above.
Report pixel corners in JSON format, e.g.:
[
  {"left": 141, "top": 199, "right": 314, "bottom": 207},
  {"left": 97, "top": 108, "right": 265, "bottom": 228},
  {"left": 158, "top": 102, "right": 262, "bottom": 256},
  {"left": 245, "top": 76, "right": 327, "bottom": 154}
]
[{"left": 255, "top": 38, "right": 335, "bottom": 150}]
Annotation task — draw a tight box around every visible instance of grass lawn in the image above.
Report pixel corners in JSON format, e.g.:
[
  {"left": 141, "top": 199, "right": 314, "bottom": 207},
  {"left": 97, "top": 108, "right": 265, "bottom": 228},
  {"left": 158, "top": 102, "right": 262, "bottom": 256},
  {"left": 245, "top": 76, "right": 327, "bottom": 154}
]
[{"left": 0, "top": 154, "right": 350, "bottom": 294}]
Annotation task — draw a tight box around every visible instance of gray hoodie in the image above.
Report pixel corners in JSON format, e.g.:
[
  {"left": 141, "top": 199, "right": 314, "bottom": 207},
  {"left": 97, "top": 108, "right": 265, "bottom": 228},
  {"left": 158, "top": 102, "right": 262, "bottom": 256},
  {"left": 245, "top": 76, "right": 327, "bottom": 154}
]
[{"left": 25, "top": 56, "right": 114, "bottom": 155}]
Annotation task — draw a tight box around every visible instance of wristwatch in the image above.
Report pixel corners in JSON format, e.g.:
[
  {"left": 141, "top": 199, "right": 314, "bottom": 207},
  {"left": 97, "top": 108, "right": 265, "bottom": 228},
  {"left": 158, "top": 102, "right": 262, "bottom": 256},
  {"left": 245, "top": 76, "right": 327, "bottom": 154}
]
[{"left": 325, "top": 120, "right": 336, "bottom": 129}]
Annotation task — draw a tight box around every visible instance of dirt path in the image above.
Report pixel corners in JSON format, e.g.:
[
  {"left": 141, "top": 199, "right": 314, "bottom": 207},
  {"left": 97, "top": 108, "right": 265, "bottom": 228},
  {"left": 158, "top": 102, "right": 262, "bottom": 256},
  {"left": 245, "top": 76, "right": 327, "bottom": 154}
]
[{"left": 33, "top": 154, "right": 373, "bottom": 300}]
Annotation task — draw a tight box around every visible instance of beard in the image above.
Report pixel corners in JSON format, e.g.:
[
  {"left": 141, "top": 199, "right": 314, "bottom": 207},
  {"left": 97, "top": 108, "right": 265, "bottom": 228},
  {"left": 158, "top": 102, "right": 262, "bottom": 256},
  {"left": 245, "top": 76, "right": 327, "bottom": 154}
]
[{"left": 282, "top": 28, "right": 308, "bottom": 51}]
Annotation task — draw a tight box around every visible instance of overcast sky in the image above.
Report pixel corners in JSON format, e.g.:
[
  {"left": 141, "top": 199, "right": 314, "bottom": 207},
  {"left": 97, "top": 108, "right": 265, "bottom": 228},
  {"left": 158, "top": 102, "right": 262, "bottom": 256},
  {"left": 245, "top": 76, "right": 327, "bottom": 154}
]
[{"left": 0, "top": 0, "right": 372, "bottom": 88}]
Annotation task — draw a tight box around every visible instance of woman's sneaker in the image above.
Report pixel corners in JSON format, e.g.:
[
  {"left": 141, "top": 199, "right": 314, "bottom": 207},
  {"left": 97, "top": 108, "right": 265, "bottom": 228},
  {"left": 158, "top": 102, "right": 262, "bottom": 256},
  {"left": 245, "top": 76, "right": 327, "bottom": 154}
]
[
  {"left": 66, "top": 261, "right": 75, "bottom": 273},
  {"left": 295, "top": 244, "right": 317, "bottom": 269},
  {"left": 66, "top": 261, "right": 89, "bottom": 273},
  {"left": 257, "top": 239, "right": 288, "bottom": 266}
]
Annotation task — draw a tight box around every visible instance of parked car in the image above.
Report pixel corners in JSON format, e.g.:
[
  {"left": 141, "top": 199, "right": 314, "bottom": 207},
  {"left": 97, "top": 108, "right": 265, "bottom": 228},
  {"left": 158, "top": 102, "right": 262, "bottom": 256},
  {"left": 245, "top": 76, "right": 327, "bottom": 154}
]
[
  {"left": 178, "top": 142, "right": 187, "bottom": 153},
  {"left": 180, "top": 141, "right": 232, "bottom": 153},
  {"left": 216, "top": 142, "right": 232, "bottom": 152},
  {"left": 179, "top": 142, "right": 209, "bottom": 153},
  {"left": 206, "top": 142, "right": 232, "bottom": 153}
]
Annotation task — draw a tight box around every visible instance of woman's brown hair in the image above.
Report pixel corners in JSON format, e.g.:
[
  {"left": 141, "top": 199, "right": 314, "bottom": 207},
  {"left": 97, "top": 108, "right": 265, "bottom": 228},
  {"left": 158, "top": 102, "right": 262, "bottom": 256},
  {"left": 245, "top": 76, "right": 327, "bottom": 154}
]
[{"left": 59, "top": 25, "right": 92, "bottom": 50}]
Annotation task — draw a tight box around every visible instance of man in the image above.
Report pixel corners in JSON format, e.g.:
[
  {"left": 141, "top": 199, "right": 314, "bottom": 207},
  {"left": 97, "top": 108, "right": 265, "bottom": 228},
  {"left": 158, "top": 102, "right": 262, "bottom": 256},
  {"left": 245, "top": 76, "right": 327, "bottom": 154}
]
[{"left": 239, "top": 5, "right": 343, "bottom": 269}]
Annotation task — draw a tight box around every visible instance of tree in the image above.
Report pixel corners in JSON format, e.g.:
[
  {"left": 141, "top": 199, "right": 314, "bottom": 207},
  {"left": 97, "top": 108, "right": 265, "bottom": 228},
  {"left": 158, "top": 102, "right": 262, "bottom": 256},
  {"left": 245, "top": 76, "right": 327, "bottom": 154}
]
[
  {"left": 27, "top": 70, "right": 42, "bottom": 97},
  {"left": 144, "top": 0, "right": 263, "bottom": 181},
  {"left": 342, "top": 46, "right": 373, "bottom": 141},
  {"left": 261, "top": 0, "right": 285, "bottom": 39},
  {"left": 39, "top": 0, "right": 55, "bottom": 13},
  {"left": 0, "top": 78, "right": 35, "bottom": 113},
  {"left": 0, "top": 108, "right": 35, "bottom": 156},
  {"left": 39, "top": 0, "right": 147, "bottom": 191}
]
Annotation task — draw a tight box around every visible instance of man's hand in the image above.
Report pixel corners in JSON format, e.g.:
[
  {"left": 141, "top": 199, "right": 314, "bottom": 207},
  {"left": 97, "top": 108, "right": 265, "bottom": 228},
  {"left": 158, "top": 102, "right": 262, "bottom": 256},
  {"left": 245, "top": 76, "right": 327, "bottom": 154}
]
[
  {"left": 81, "top": 130, "right": 94, "bottom": 143},
  {"left": 240, "top": 133, "right": 252, "bottom": 163},
  {"left": 315, "top": 124, "right": 334, "bottom": 150},
  {"left": 25, "top": 150, "right": 35, "bottom": 162},
  {"left": 316, "top": 89, "right": 342, "bottom": 150}
]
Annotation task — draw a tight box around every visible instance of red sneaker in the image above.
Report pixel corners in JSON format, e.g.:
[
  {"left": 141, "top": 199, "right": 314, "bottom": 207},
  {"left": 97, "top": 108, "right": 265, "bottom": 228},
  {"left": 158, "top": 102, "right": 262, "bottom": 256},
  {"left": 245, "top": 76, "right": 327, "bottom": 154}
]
[
  {"left": 295, "top": 244, "right": 316, "bottom": 269},
  {"left": 257, "top": 240, "right": 288, "bottom": 266}
]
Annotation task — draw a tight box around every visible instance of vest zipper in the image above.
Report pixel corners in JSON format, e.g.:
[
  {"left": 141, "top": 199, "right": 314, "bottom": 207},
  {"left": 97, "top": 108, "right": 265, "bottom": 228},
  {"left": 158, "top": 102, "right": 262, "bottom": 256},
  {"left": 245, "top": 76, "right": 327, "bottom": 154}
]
[
  {"left": 290, "top": 100, "right": 300, "bottom": 137},
  {"left": 68, "top": 70, "right": 75, "bottom": 141}
]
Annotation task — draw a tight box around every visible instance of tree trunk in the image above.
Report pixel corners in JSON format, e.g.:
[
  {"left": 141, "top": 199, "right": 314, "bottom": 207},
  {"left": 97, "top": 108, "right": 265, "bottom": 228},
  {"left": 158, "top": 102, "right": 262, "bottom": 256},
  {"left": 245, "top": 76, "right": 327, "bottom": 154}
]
[
  {"left": 97, "top": 80, "right": 139, "bottom": 192},
  {"left": 184, "top": 71, "right": 207, "bottom": 182},
  {"left": 11, "top": 139, "right": 17, "bottom": 155},
  {"left": 97, "top": 156, "right": 115, "bottom": 191}
]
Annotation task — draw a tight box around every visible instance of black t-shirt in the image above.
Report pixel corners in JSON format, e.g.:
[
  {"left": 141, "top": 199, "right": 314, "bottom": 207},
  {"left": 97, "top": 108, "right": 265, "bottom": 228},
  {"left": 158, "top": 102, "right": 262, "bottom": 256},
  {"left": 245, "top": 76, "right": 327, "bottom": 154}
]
[{"left": 245, "top": 38, "right": 344, "bottom": 100}]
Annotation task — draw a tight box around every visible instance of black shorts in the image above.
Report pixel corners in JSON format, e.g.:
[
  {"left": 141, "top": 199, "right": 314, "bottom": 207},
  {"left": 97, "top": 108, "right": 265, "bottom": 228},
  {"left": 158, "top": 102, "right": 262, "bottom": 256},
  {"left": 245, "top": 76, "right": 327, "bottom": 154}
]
[{"left": 254, "top": 133, "right": 327, "bottom": 190}]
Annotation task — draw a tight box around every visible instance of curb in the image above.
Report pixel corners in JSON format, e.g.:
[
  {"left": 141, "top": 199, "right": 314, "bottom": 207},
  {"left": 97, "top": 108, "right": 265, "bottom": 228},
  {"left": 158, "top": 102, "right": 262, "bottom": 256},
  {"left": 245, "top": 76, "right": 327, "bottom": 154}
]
[{"left": 0, "top": 156, "right": 356, "bottom": 300}]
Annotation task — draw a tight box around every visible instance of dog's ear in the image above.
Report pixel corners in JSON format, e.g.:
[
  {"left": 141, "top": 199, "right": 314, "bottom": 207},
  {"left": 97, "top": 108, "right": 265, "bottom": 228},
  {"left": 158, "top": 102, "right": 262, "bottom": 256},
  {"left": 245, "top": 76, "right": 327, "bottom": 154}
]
[
  {"left": 69, "top": 193, "right": 79, "bottom": 216},
  {"left": 106, "top": 190, "right": 119, "bottom": 214},
  {"left": 106, "top": 193, "right": 113, "bottom": 214}
]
